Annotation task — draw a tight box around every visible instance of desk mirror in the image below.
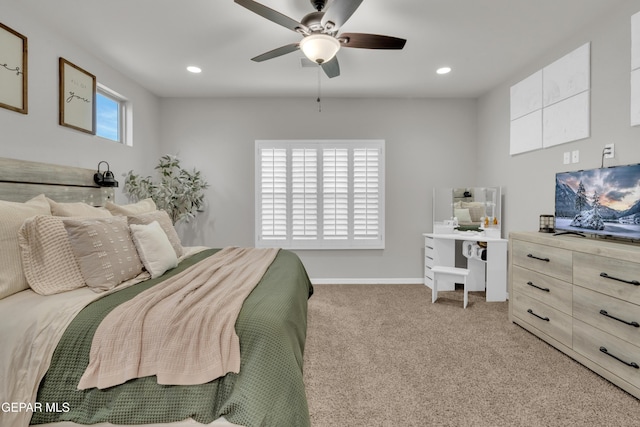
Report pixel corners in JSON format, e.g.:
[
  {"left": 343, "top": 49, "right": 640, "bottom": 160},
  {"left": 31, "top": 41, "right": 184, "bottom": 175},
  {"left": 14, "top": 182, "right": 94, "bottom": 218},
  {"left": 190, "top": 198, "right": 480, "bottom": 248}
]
[{"left": 433, "top": 187, "right": 501, "bottom": 231}]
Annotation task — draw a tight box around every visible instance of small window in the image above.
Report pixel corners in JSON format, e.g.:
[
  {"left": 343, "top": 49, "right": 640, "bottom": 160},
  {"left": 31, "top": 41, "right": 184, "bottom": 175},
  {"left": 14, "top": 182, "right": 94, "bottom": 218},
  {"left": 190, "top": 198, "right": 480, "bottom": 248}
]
[{"left": 96, "top": 84, "right": 130, "bottom": 145}]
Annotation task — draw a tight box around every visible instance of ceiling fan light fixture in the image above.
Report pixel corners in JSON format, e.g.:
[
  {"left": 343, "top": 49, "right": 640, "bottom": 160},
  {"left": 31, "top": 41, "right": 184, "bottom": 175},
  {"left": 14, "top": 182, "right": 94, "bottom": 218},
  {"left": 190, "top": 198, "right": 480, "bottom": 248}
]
[{"left": 299, "top": 34, "right": 340, "bottom": 64}]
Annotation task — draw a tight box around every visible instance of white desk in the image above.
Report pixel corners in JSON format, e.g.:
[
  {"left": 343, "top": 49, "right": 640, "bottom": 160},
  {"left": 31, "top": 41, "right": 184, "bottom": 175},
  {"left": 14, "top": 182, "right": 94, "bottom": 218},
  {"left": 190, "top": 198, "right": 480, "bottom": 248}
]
[{"left": 423, "top": 232, "right": 508, "bottom": 302}]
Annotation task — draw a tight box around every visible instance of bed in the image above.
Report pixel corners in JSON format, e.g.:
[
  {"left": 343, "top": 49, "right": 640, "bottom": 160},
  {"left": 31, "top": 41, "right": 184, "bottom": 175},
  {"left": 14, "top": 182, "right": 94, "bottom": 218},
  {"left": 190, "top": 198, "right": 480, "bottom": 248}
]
[{"left": 0, "top": 157, "right": 313, "bottom": 427}]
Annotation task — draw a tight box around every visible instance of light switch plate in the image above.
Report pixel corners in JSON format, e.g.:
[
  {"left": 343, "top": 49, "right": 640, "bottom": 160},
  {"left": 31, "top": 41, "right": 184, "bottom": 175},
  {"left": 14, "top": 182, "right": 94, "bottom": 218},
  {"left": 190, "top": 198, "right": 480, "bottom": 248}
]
[
  {"left": 563, "top": 152, "right": 571, "bottom": 164},
  {"left": 572, "top": 150, "right": 579, "bottom": 163}
]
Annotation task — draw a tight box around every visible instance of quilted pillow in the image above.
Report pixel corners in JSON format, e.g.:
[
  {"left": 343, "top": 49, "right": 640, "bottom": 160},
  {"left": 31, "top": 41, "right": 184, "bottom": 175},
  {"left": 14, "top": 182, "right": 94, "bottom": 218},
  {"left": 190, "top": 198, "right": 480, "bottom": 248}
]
[
  {"left": 105, "top": 198, "right": 157, "bottom": 216},
  {"left": 63, "top": 216, "right": 143, "bottom": 292},
  {"left": 128, "top": 210, "right": 184, "bottom": 257},
  {"left": 0, "top": 194, "right": 52, "bottom": 299},
  {"left": 18, "top": 215, "right": 85, "bottom": 295},
  {"left": 47, "top": 198, "right": 112, "bottom": 217},
  {"left": 130, "top": 220, "right": 178, "bottom": 278}
]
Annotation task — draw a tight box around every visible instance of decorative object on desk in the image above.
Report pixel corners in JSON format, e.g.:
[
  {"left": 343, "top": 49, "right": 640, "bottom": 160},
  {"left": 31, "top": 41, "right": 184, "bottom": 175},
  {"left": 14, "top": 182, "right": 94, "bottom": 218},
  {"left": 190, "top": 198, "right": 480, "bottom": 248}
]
[
  {"left": 93, "top": 161, "right": 119, "bottom": 187},
  {"left": 59, "top": 57, "right": 96, "bottom": 134},
  {"left": 539, "top": 214, "right": 555, "bottom": 233},
  {"left": 0, "top": 22, "right": 27, "bottom": 114},
  {"left": 123, "top": 154, "right": 209, "bottom": 224}
]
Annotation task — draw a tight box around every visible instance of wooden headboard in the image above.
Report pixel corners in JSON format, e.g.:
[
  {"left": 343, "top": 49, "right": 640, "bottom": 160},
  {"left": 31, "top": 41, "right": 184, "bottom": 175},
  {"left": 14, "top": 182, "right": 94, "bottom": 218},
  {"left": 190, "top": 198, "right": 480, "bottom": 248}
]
[{"left": 0, "top": 157, "right": 114, "bottom": 206}]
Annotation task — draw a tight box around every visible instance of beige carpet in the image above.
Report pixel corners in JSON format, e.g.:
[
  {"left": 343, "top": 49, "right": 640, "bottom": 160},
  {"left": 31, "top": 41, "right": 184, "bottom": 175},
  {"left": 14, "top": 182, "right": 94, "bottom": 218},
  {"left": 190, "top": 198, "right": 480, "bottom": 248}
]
[{"left": 303, "top": 284, "right": 640, "bottom": 426}]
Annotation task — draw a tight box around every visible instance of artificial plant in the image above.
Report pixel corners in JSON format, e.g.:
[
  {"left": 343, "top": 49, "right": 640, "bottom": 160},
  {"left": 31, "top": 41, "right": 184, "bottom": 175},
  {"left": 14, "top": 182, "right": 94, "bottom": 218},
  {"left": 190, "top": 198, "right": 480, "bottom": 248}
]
[{"left": 123, "top": 154, "right": 209, "bottom": 224}]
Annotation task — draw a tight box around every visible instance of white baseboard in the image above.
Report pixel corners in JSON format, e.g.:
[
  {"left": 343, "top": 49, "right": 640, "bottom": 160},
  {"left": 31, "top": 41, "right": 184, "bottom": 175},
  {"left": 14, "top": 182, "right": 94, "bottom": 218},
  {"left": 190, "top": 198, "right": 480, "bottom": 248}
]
[{"left": 310, "top": 278, "right": 424, "bottom": 285}]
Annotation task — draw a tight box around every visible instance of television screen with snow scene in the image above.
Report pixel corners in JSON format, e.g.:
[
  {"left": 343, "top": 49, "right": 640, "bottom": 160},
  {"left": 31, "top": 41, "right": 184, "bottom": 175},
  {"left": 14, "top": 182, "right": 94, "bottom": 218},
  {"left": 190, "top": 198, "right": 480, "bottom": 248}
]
[{"left": 555, "top": 164, "right": 640, "bottom": 241}]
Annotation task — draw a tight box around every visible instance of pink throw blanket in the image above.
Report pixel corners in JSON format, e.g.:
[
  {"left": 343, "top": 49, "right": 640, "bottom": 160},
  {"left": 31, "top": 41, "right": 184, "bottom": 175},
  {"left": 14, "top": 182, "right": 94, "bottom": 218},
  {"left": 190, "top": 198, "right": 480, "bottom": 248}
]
[{"left": 78, "top": 247, "right": 279, "bottom": 390}]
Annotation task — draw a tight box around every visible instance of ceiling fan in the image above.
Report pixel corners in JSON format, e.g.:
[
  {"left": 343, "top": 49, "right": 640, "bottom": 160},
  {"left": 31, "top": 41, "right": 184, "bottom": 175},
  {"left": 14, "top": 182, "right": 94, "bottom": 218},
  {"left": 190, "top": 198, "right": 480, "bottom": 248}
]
[{"left": 234, "top": 0, "right": 407, "bottom": 78}]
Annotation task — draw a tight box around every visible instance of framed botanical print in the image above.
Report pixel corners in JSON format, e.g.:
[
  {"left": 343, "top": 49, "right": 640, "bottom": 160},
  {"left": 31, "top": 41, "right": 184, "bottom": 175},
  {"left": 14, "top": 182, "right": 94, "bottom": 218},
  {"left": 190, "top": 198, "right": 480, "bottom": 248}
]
[
  {"left": 59, "top": 57, "right": 96, "bottom": 134},
  {"left": 0, "top": 22, "right": 28, "bottom": 114}
]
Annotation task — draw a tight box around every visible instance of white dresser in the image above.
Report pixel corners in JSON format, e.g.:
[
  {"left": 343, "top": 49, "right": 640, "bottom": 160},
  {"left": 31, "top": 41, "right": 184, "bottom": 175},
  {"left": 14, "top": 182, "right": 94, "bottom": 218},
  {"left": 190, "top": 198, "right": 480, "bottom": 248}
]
[{"left": 509, "top": 231, "right": 640, "bottom": 399}]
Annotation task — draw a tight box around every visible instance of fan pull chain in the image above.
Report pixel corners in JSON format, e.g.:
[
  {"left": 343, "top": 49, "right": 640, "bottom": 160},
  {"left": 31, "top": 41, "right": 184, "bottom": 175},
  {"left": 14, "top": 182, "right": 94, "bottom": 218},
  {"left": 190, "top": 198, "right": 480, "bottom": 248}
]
[{"left": 317, "top": 65, "right": 322, "bottom": 113}]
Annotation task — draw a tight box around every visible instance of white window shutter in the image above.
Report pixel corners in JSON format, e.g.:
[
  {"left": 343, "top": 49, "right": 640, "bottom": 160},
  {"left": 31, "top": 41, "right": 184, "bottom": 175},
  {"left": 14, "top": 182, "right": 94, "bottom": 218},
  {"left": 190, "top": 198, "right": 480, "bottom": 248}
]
[
  {"left": 256, "top": 140, "right": 384, "bottom": 249},
  {"left": 353, "top": 148, "right": 380, "bottom": 240},
  {"left": 292, "top": 148, "right": 318, "bottom": 240},
  {"left": 323, "top": 148, "right": 349, "bottom": 240},
  {"left": 259, "top": 148, "right": 287, "bottom": 241}
]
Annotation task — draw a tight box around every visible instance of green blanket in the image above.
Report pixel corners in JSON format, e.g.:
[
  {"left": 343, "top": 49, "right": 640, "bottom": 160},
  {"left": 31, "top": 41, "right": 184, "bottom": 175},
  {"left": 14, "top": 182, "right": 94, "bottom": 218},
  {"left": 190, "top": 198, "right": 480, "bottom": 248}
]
[{"left": 31, "top": 249, "right": 313, "bottom": 427}]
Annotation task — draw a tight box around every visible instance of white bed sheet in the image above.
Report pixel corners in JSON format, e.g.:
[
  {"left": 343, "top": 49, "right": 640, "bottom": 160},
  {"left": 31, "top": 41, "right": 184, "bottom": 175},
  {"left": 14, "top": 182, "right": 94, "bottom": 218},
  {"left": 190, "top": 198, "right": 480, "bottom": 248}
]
[{"left": 0, "top": 247, "right": 215, "bottom": 427}]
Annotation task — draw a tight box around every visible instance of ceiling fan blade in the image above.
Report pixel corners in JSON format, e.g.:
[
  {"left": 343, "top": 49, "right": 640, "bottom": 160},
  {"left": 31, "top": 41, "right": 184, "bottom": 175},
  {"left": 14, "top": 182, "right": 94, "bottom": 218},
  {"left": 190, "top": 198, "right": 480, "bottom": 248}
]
[
  {"left": 235, "top": 0, "right": 309, "bottom": 34},
  {"left": 339, "top": 32, "right": 406, "bottom": 49},
  {"left": 251, "top": 43, "right": 300, "bottom": 62},
  {"left": 321, "top": 56, "right": 340, "bottom": 78},
  {"left": 321, "top": 0, "right": 363, "bottom": 31}
]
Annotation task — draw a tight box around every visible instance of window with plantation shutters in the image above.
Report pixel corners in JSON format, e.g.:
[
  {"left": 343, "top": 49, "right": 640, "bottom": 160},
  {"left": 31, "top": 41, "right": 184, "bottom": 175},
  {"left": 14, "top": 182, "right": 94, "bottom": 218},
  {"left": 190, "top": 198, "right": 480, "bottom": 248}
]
[{"left": 256, "top": 140, "right": 385, "bottom": 249}]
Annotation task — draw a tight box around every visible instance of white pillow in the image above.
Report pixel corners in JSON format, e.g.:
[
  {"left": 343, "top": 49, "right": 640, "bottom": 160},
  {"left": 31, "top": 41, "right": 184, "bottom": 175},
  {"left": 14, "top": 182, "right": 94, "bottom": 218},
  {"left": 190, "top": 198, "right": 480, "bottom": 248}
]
[
  {"left": 47, "top": 198, "right": 112, "bottom": 217},
  {"left": 454, "top": 208, "right": 472, "bottom": 223},
  {"left": 0, "top": 194, "right": 52, "bottom": 299},
  {"left": 129, "top": 221, "right": 178, "bottom": 278},
  {"left": 105, "top": 198, "right": 157, "bottom": 216},
  {"left": 127, "top": 210, "right": 184, "bottom": 257}
]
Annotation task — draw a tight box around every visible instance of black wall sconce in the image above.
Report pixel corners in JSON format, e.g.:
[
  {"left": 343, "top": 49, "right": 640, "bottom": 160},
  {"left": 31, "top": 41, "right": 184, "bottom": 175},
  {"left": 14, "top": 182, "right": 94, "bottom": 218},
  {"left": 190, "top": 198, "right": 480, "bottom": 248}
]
[{"left": 94, "top": 161, "right": 119, "bottom": 187}]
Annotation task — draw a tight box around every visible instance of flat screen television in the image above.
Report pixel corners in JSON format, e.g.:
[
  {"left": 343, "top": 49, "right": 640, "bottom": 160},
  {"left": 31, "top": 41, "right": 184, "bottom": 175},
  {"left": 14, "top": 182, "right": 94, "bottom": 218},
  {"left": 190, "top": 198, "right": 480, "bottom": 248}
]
[{"left": 555, "top": 163, "right": 640, "bottom": 241}]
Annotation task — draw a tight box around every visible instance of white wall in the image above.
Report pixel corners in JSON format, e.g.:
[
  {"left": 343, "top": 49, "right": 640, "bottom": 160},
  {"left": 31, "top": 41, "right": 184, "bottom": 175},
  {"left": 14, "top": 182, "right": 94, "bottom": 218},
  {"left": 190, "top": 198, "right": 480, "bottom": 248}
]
[
  {"left": 160, "top": 97, "right": 478, "bottom": 281},
  {"left": 0, "top": 5, "right": 162, "bottom": 201},
  {"left": 477, "top": 0, "right": 640, "bottom": 237}
]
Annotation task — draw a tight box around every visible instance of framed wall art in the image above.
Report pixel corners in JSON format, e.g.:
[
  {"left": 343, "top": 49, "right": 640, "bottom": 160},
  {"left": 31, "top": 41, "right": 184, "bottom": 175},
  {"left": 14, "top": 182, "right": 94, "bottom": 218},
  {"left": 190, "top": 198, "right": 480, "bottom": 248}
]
[
  {"left": 59, "top": 57, "right": 96, "bottom": 134},
  {"left": 0, "top": 22, "right": 28, "bottom": 114}
]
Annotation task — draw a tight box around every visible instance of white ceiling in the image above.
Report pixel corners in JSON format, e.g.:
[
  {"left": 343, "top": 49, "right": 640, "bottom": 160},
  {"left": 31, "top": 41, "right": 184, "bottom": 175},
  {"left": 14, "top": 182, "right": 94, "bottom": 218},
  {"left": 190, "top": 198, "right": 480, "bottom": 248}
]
[{"left": 14, "top": 0, "right": 626, "bottom": 98}]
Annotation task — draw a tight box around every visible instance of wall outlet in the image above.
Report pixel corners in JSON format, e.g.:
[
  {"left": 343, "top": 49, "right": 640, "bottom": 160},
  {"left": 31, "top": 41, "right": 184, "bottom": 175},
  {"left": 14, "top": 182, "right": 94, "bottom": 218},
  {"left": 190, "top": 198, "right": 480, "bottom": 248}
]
[
  {"left": 563, "top": 152, "right": 571, "bottom": 164},
  {"left": 604, "top": 143, "right": 615, "bottom": 159},
  {"left": 572, "top": 150, "right": 580, "bottom": 163}
]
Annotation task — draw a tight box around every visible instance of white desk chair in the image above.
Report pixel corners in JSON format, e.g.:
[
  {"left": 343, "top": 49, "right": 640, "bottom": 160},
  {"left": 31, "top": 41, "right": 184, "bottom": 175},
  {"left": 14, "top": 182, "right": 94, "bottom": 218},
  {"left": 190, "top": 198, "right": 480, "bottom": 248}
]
[{"left": 431, "top": 266, "right": 471, "bottom": 308}]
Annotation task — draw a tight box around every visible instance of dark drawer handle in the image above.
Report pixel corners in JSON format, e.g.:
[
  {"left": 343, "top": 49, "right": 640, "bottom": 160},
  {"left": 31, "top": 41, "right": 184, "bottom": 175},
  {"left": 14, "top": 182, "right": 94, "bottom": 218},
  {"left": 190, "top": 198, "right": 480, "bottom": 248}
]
[
  {"left": 599, "top": 347, "right": 639, "bottom": 369},
  {"left": 527, "top": 254, "right": 550, "bottom": 262},
  {"left": 527, "top": 281, "right": 550, "bottom": 292},
  {"left": 599, "top": 310, "right": 640, "bottom": 328},
  {"left": 600, "top": 272, "right": 640, "bottom": 286},
  {"left": 527, "top": 308, "right": 549, "bottom": 322}
]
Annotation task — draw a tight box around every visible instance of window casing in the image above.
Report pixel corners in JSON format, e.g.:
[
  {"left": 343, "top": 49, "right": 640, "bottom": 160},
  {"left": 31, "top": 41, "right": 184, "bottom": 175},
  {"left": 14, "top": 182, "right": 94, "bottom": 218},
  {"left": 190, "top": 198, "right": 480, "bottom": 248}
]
[
  {"left": 96, "top": 84, "right": 130, "bottom": 145},
  {"left": 256, "top": 140, "right": 385, "bottom": 249}
]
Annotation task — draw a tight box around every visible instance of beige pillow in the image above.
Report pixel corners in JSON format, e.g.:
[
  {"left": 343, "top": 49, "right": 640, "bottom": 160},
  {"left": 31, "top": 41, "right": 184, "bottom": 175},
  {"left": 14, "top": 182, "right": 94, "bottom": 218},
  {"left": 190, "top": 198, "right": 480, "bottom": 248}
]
[
  {"left": 48, "top": 198, "right": 112, "bottom": 217},
  {"left": 18, "top": 215, "right": 85, "bottom": 295},
  {"left": 105, "top": 198, "right": 157, "bottom": 216},
  {"left": 461, "top": 202, "right": 487, "bottom": 223},
  {"left": 63, "top": 217, "right": 143, "bottom": 292},
  {"left": 130, "top": 221, "right": 178, "bottom": 278},
  {"left": 454, "top": 208, "right": 472, "bottom": 223},
  {"left": 128, "top": 210, "right": 184, "bottom": 257},
  {"left": 0, "top": 194, "right": 52, "bottom": 299}
]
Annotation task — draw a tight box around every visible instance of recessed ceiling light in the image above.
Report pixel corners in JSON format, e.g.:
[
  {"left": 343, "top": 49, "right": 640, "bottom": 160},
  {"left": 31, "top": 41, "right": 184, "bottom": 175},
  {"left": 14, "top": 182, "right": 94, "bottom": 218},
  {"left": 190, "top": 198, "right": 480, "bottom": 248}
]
[
  {"left": 436, "top": 67, "right": 452, "bottom": 75},
  {"left": 187, "top": 66, "right": 202, "bottom": 74}
]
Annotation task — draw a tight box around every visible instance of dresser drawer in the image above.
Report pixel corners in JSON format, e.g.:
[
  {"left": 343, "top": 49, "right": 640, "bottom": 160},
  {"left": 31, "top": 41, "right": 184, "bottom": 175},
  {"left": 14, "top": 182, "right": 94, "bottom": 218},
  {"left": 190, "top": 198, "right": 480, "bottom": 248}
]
[
  {"left": 512, "top": 265, "right": 572, "bottom": 315},
  {"left": 425, "top": 244, "right": 435, "bottom": 261},
  {"left": 512, "top": 240, "right": 572, "bottom": 282},
  {"left": 425, "top": 265, "right": 434, "bottom": 283},
  {"left": 512, "top": 292, "right": 572, "bottom": 348},
  {"left": 573, "top": 286, "right": 640, "bottom": 347},
  {"left": 573, "top": 252, "right": 640, "bottom": 305},
  {"left": 574, "top": 319, "right": 640, "bottom": 390}
]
